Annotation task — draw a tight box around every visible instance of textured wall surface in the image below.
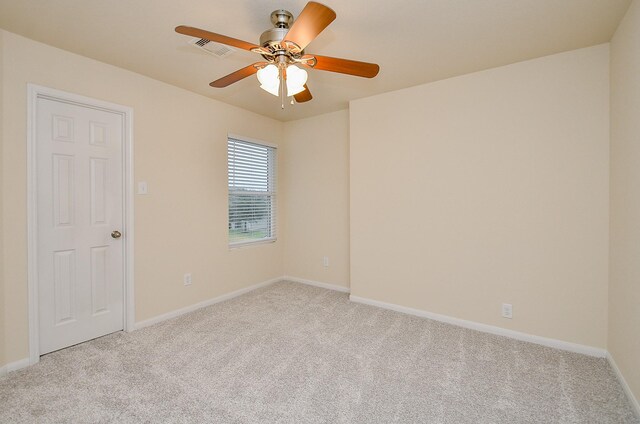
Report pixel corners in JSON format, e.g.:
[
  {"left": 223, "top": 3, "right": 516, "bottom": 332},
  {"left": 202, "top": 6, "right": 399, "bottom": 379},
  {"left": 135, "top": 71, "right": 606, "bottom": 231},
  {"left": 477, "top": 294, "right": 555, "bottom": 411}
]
[
  {"left": 282, "top": 110, "right": 350, "bottom": 288},
  {"left": 350, "top": 45, "right": 610, "bottom": 349},
  {"left": 609, "top": 0, "right": 640, "bottom": 407}
]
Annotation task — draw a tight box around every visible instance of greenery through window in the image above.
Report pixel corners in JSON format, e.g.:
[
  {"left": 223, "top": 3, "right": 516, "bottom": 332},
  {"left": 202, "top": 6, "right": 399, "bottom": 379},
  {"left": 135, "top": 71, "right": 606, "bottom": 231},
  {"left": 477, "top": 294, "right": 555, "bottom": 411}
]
[{"left": 228, "top": 137, "right": 276, "bottom": 246}]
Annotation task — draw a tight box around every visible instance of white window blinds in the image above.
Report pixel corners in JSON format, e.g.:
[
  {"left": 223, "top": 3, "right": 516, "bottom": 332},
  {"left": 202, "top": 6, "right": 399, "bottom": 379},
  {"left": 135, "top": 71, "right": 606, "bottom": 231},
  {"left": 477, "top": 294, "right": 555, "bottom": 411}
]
[{"left": 228, "top": 136, "right": 277, "bottom": 246}]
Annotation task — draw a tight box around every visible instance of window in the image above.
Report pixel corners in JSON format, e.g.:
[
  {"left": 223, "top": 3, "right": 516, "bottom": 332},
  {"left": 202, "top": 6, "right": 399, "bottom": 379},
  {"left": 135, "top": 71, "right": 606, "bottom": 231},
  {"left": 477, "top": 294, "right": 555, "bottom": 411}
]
[{"left": 227, "top": 136, "right": 277, "bottom": 246}]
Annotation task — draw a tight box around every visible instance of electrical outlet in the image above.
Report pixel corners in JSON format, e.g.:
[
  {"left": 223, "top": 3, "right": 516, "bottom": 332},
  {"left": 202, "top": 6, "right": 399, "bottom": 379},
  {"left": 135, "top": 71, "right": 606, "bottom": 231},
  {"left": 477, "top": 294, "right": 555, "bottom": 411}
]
[
  {"left": 184, "top": 273, "right": 192, "bottom": 286},
  {"left": 502, "top": 303, "right": 513, "bottom": 319},
  {"left": 323, "top": 256, "right": 329, "bottom": 267}
]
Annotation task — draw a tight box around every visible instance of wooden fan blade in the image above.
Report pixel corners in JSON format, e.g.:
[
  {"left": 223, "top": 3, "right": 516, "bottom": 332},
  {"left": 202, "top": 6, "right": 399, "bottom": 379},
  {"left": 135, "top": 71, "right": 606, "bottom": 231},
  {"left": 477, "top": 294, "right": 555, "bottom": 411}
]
[
  {"left": 210, "top": 63, "right": 266, "bottom": 88},
  {"left": 175, "top": 26, "right": 258, "bottom": 51},
  {"left": 307, "top": 54, "right": 380, "bottom": 78},
  {"left": 283, "top": 2, "right": 336, "bottom": 50},
  {"left": 294, "top": 85, "right": 313, "bottom": 103}
]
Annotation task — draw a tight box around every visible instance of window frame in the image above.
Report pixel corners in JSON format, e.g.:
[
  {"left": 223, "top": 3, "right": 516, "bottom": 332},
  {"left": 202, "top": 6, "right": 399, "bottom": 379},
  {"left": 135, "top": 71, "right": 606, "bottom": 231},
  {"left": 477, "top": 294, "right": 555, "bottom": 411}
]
[{"left": 227, "top": 134, "right": 277, "bottom": 248}]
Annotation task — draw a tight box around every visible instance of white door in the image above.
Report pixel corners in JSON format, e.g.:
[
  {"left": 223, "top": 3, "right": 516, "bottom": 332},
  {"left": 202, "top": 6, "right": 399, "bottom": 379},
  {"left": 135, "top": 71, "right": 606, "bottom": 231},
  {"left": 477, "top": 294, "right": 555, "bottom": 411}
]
[{"left": 37, "top": 97, "right": 124, "bottom": 355}]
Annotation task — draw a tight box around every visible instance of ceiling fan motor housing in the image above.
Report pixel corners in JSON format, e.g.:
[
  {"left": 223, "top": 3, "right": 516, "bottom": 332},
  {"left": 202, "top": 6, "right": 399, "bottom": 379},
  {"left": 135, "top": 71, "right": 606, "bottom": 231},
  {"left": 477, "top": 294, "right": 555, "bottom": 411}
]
[
  {"left": 260, "top": 9, "right": 294, "bottom": 48},
  {"left": 260, "top": 27, "right": 288, "bottom": 48}
]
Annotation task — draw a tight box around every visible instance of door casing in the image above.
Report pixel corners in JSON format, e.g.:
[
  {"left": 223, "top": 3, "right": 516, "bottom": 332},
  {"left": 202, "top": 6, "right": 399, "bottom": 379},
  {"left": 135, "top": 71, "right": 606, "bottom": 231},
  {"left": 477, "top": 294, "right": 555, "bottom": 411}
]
[{"left": 27, "top": 84, "right": 135, "bottom": 365}]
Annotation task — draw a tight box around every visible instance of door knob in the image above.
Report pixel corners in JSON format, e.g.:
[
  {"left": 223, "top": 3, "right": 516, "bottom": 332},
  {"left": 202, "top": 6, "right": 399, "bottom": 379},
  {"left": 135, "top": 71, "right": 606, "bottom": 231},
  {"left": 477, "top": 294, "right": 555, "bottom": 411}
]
[{"left": 111, "top": 230, "right": 122, "bottom": 239}]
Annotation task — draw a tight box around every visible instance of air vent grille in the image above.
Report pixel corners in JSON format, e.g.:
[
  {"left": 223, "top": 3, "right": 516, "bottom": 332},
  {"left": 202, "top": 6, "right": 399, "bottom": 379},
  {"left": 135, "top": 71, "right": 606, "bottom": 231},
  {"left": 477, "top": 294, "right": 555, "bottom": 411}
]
[{"left": 189, "top": 38, "right": 235, "bottom": 58}]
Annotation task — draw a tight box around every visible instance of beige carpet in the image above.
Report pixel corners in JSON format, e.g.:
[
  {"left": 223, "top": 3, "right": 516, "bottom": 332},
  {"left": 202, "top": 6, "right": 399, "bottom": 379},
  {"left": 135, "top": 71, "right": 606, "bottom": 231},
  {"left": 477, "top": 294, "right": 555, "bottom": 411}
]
[{"left": 0, "top": 281, "right": 637, "bottom": 423}]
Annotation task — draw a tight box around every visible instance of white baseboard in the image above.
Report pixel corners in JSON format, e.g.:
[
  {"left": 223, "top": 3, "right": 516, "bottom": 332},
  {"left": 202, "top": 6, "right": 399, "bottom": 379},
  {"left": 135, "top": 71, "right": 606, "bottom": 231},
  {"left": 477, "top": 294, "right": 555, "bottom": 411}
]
[
  {"left": 0, "top": 357, "right": 31, "bottom": 377},
  {"left": 349, "top": 295, "right": 606, "bottom": 358},
  {"left": 607, "top": 352, "right": 640, "bottom": 418},
  {"left": 134, "top": 277, "right": 281, "bottom": 330},
  {"left": 283, "top": 275, "right": 350, "bottom": 293}
]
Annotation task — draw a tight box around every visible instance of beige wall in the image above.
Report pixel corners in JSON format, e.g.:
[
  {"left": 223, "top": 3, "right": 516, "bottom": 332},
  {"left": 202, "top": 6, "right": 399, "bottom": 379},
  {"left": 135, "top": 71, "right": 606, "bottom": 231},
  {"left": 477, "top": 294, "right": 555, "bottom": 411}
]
[
  {"left": 282, "top": 110, "right": 350, "bottom": 288},
  {"left": 350, "top": 45, "right": 610, "bottom": 348},
  {"left": 1, "top": 30, "right": 284, "bottom": 365},
  {"left": 610, "top": 0, "right": 640, "bottom": 405},
  {"left": 0, "top": 29, "right": 5, "bottom": 369}
]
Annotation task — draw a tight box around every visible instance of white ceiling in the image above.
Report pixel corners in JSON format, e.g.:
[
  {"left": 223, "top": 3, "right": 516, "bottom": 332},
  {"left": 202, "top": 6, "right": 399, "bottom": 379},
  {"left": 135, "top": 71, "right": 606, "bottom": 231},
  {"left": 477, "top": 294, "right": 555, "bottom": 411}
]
[{"left": 0, "top": 0, "right": 631, "bottom": 121}]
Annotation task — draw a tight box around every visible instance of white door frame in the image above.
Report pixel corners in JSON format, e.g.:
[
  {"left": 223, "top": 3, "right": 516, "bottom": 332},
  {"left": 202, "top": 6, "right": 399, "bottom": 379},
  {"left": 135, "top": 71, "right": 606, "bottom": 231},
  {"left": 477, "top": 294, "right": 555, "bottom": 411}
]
[{"left": 26, "top": 84, "right": 135, "bottom": 365}]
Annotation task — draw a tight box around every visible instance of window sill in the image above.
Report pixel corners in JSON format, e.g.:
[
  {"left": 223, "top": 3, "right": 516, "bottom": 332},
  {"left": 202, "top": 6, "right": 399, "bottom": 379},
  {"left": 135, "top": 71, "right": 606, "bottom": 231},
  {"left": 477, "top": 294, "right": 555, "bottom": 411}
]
[{"left": 229, "top": 237, "right": 277, "bottom": 250}]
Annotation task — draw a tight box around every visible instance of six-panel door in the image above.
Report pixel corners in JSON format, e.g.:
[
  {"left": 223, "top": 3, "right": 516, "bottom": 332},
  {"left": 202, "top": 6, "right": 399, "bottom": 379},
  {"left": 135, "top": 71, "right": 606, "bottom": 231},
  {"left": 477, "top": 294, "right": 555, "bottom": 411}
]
[{"left": 37, "top": 97, "right": 124, "bottom": 355}]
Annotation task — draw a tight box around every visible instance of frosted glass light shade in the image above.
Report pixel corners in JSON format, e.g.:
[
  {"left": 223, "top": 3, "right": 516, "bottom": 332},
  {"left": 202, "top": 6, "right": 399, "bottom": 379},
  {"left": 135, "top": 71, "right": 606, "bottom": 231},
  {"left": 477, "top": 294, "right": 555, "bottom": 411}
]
[
  {"left": 257, "top": 64, "right": 280, "bottom": 96},
  {"left": 260, "top": 83, "right": 280, "bottom": 96},
  {"left": 286, "top": 65, "right": 308, "bottom": 96}
]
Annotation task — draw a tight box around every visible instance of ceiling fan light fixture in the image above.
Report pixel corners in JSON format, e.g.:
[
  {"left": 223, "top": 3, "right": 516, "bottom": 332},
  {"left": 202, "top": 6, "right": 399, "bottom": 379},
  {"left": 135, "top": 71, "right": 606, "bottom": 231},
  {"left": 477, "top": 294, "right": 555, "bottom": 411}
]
[{"left": 285, "top": 65, "right": 308, "bottom": 96}]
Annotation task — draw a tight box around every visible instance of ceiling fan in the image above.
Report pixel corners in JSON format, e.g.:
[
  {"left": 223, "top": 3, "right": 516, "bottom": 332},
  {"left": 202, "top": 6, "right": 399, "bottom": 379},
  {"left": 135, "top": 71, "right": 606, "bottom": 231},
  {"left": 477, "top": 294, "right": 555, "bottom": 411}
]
[{"left": 175, "top": 1, "right": 380, "bottom": 108}]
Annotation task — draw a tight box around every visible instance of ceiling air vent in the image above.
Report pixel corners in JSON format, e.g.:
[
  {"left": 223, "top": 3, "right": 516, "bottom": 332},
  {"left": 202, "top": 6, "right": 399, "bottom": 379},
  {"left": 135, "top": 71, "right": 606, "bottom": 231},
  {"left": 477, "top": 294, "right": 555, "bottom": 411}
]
[{"left": 188, "top": 38, "right": 235, "bottom": 58}]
